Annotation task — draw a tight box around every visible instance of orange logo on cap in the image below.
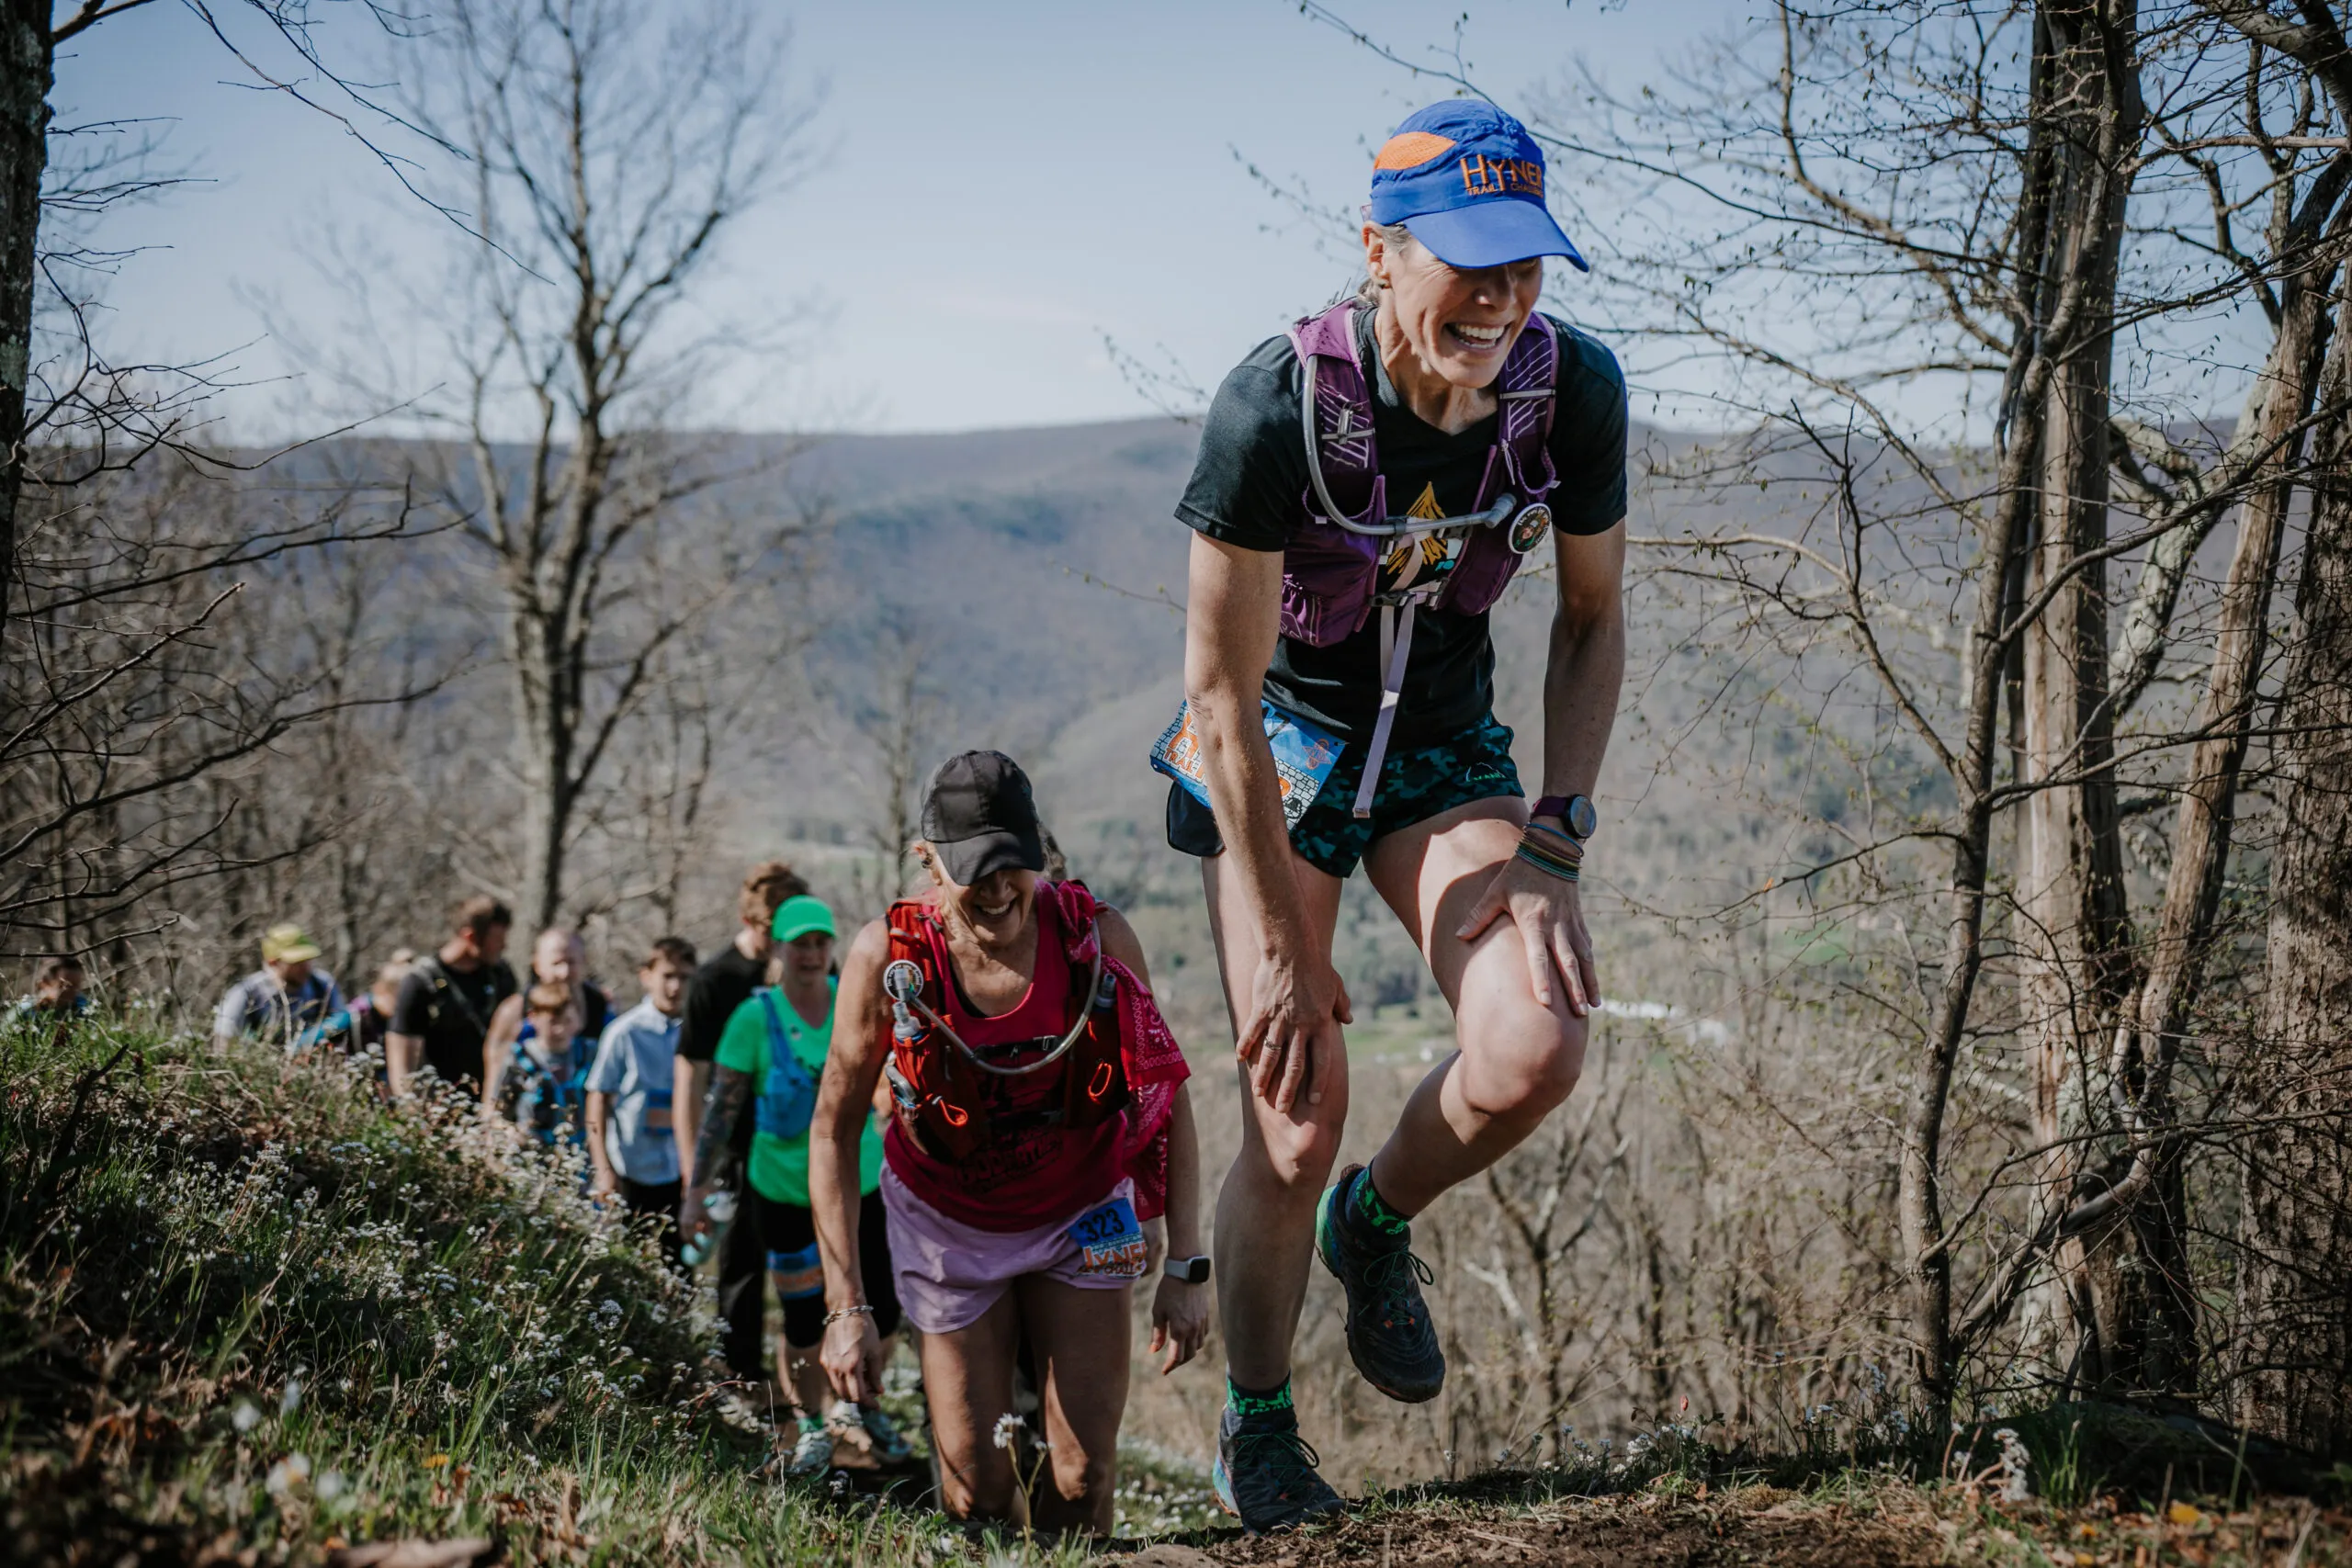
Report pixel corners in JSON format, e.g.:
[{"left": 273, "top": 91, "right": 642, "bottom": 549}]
[{"left": 1374, "top": 131, "right": 1457, "bottom": 171}]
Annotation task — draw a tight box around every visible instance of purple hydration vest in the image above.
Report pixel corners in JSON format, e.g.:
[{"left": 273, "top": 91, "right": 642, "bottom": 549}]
[{"left": 1279, "top": 300, "right": 1562, "bottom": 816}]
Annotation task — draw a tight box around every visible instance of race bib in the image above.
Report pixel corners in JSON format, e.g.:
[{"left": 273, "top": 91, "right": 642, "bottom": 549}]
[
  {"left": 1151, "top": 700, "right": 1344, "bottom": 829},
  {"left": 1065, "top": 1195, "right": 1147, "bottom": 1279}
]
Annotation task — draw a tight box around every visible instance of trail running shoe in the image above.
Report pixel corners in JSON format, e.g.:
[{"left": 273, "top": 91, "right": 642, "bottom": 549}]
[
  {"left": 1213, "top": 1410, "right": 1344, "bottom": 1534},
  {"left": 830, "top": 1399, "right": 913, "bottom": 1464},
  {"left": 1316, "top": 1163, "right": 1445, "bottom": 1404},
  {"left": 784, "top": 1417, "right": 835, "bottom": 1478}
]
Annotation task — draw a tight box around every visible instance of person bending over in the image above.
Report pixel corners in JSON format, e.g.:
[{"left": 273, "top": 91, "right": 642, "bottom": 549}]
[
  {"left": 684, "top": 895, "right": 914, "bottom": 1475},
  {"left": 811, "top": 751, "right": 1209, "bottom": 1536},
  {"left": 1166, "top": 100, "right": 1626, "bottom": 1529}
]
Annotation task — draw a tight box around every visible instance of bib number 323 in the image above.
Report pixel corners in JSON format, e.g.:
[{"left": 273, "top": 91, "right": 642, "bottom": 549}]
[{"left": 1065, "top": 1195, "right": 1147, "bottom": 1280}]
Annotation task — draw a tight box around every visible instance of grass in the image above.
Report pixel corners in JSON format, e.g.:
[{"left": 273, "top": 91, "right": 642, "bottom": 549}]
[
  {"left": 0, "top": 1016, "right": 1098, "bottom": 1567},
  {"left": 5, "top": 1013, "right": 2344, "bottom": 1568}
]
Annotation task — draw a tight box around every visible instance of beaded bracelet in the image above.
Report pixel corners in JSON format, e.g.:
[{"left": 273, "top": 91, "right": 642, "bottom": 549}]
[{"left": 822, "top": 1304, "right": 876, "bottom": 1325}]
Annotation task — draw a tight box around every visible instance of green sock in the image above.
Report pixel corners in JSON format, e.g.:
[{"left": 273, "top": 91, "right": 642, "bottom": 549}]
[
  {"left": 1349, "top": 1167, "right": 1412, "bottom": 1238},
  {"left": 1226, "top": 1376, "right": 1294, "bottom": 1423}
]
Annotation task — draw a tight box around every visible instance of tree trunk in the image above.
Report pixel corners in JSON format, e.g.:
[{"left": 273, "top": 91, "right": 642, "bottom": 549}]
[
  {"left": 2238, "top": 280, "right": 2352, "bottom": 1452},
  {"left": 2016, "top": 0, "right": 2141, "bottom": 1393},
  {"left": 0, "top": 3, "right": 49, "bottom": 646},
  {"left": 2115, "top": 245, "right": 2340, "bottom": 1402}
]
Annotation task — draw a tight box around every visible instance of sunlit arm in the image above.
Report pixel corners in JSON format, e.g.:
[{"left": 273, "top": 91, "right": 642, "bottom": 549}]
[
  {"left": 1183, "top": 535, "right": 1309, "bottom": 962},
  {"left": 811, "top": 920, "right": 895, "bottom": 1404},
  {"left": 673, "top": 1056, "right": 712, "bottom": 1188},
  {"left": 477, "top": 996, "right": 525, "bottom": 1121},
  {"left": 385, "top": 1032, "right": 423, "bottom": 1096},
  {"left": 584, "top": 1091, "right": 617, "bottom": 1194}
]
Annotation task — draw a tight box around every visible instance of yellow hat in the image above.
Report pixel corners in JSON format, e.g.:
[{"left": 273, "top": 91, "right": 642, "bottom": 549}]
[{"left": 261, "top": 923, "right": 322, "bottom": 964}]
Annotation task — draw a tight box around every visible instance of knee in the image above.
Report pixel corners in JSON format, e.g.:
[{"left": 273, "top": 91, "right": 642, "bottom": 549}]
[
  {"left": 1463, "top": 1008, "right": 1586, "bottom": 1122},
  {"left": 1253, "top": 1113, "right": 1344, "bottom": 1192},
  {"left": 939, "top": 1464, "right": 1015, "bottom": 1522},
  {"left": 1051, "top": 1443, "right": 1114, "bottom": 1505}
]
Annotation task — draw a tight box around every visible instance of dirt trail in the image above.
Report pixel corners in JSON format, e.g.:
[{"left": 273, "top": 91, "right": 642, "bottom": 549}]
[{"left": 1119, "top": 1492, "right": 1944, "bottom": 1568}]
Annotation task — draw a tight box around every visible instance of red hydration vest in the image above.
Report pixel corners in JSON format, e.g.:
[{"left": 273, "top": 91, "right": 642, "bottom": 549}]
[{"left": 879, "top": 881, "right": 1131, "bottom": 1166}]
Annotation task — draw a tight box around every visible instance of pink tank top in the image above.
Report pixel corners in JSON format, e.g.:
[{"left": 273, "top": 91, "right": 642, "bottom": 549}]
[{"left": 882, "top": 893, "right": 1125, "bottom": 1231}]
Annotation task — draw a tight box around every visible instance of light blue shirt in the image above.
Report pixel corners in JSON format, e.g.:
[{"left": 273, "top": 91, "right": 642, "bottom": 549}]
[
  {"left": 214, "top": 969, "right": 343, "bottom": 1048},
  {"left": 585, "top": 997, "right": 681, "bottom": 1183}
]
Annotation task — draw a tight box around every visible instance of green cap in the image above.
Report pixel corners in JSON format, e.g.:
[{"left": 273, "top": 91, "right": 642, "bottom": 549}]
[{"left": 770, "top": 895, "right": 837, "bottom": 943}]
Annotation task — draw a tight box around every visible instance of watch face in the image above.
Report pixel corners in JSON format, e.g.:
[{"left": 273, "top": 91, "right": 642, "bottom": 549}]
[{"left": 1566, "top": 795, "right": 1598, "bottom": 840}]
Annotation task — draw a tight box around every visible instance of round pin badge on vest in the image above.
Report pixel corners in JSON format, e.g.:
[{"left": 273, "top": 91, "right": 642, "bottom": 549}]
[
  {"left": 882, "top": 960, "right": 923, "bottom": 1003},
  {"left": 1508, "top": 502, "right": 1554, "bottom": 555}
]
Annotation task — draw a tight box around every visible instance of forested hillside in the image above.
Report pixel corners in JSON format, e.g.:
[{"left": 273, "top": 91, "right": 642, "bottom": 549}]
[{"left": 8, "top": 0, "right": 2352, "bottom": 1562}]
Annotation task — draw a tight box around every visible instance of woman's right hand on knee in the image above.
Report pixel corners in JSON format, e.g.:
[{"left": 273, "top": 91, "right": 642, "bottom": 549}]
[
  {"left": 1238, "top": 954, "right": 1350, "bottom": 1113},
  {"left": 820, "top": 1312, "right": 884, "bottom": 1404}
]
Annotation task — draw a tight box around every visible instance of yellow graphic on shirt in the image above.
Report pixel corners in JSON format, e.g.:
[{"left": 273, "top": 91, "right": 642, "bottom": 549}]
[{"left": 1379, "top": 481, "right": 1464, "bottom": 595}]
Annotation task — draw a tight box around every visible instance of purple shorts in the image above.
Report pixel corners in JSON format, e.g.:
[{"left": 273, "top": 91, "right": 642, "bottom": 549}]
[{"left": 879, "top": 1164, "right": 1147, "bottom": 1334}]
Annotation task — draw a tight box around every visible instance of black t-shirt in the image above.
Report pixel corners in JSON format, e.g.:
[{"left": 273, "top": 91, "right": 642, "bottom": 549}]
[
  {"left": 575, "top": 979, "right": 613, "bottom": 1042},
  {"left": 390, "top": 954, "right": 519, "bottom": 1094},
  {"left": 1176, "top": 309, "right": 1627, "bottom": 747},
  {"left": 680, "top": 942, "right": 765, "bottom": 1158}
]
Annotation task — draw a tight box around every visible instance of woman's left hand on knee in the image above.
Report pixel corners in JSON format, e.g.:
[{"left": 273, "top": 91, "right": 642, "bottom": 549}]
[{"left": 1455, "top": 856, "right": 1597, "bottom": 1016}]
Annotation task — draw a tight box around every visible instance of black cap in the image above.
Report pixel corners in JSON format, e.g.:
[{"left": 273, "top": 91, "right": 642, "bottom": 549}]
[{"left": 920, "top": 750, "right": 1046, "bottom": 886}]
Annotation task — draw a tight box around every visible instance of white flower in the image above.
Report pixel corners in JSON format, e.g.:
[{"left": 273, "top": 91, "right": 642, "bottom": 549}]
[
  {"left": 280, "top": 1378, "right": 303, "bottom": 1416},
  {"left": 315, "top": 1469, "right": 347, "bottom": 1503},
  {"left": 1993, "top": 1427, "right": 2030, "bottom": 1501},
  {"left": 990, "top": 1412, "right": 1024, "bottom": 1451},
  {"left": 265, "top": 1452, "right": 311, "bottom": 1495},
  {"left": 232, "top": 1400, "right": 261, "bottom": 1434}
]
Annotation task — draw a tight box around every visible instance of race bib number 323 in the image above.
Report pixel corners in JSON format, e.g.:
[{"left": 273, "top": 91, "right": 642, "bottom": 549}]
[{"left": 1065, "top": 1196, "right": 1147, "bottom": 1280}]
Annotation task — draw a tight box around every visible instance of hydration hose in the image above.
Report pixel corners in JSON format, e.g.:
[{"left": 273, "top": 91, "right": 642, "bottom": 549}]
[{"left": 882, "top": 935, "right": 1106, "bottom": 1078}]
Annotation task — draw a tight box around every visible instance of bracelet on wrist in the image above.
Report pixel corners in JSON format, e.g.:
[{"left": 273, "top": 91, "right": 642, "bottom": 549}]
[
  {"left": 1517, "top": 828, "right": 1585, "bottom": 867},
  {"left": 822, "top": 1303, "right": 875, "bottom": 1325},
  {"left": 1523, "top": 820, "right": 1587, "bottom": 859},
  {"left": 1514, "top": 842, "right": 1581, "bottom": 883}
]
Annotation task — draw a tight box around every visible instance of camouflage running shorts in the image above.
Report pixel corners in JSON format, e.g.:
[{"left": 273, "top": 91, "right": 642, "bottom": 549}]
[{"left": 1165, "top": 713, "right": 1522, "bottom": 878}]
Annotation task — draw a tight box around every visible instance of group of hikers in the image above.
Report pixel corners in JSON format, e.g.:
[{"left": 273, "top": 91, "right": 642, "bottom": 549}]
[{"left": 9, "top": 101, "right": 1628, "bottom": 1537}]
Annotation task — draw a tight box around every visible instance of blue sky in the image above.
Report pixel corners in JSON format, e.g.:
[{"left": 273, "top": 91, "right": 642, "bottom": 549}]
[{"left": 62, "top": 0, "right": 1742, "bottom": 434}]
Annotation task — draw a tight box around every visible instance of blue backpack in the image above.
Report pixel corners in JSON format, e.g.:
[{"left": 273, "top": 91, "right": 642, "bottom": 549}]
[
  {"left": 505, "top": 1021, "right": 593, "bottom": 1147},
  {"left": 752, "top": 987, "right": 823, "bottom": 1141}
]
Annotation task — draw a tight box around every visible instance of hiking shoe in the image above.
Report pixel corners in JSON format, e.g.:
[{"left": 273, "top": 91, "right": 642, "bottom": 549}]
[
  {"left": 1213, "top": 1409, "right": 1344, "bottom": 1533},
  {"left": 830, "top": 1398, "right": 913, "bottom": 1464},
  {"left": 784, "top": 1418, "right": 835, "bottom": 1478},
  {"left": 1316, "top": 1164, "right": 1444, "bottom": 1403}
]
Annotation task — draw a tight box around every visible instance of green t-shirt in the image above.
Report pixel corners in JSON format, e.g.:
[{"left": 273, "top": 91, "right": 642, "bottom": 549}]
[{"left": 713, "top": 982, "right": 883, "bottom": 1207}]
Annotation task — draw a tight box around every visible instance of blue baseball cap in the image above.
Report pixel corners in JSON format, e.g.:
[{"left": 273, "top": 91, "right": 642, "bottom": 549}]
[{"left": 1368, "top": 101, "right": 1588, "bottom": 274}]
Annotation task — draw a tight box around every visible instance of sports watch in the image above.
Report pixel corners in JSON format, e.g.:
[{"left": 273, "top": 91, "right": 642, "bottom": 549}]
[
  {"left": 1532, "top": 795, "right": 1598, "bottom": 840},
  {"left": 1166, "top": 1254, "right": 1211, "bottom": 1285}
]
